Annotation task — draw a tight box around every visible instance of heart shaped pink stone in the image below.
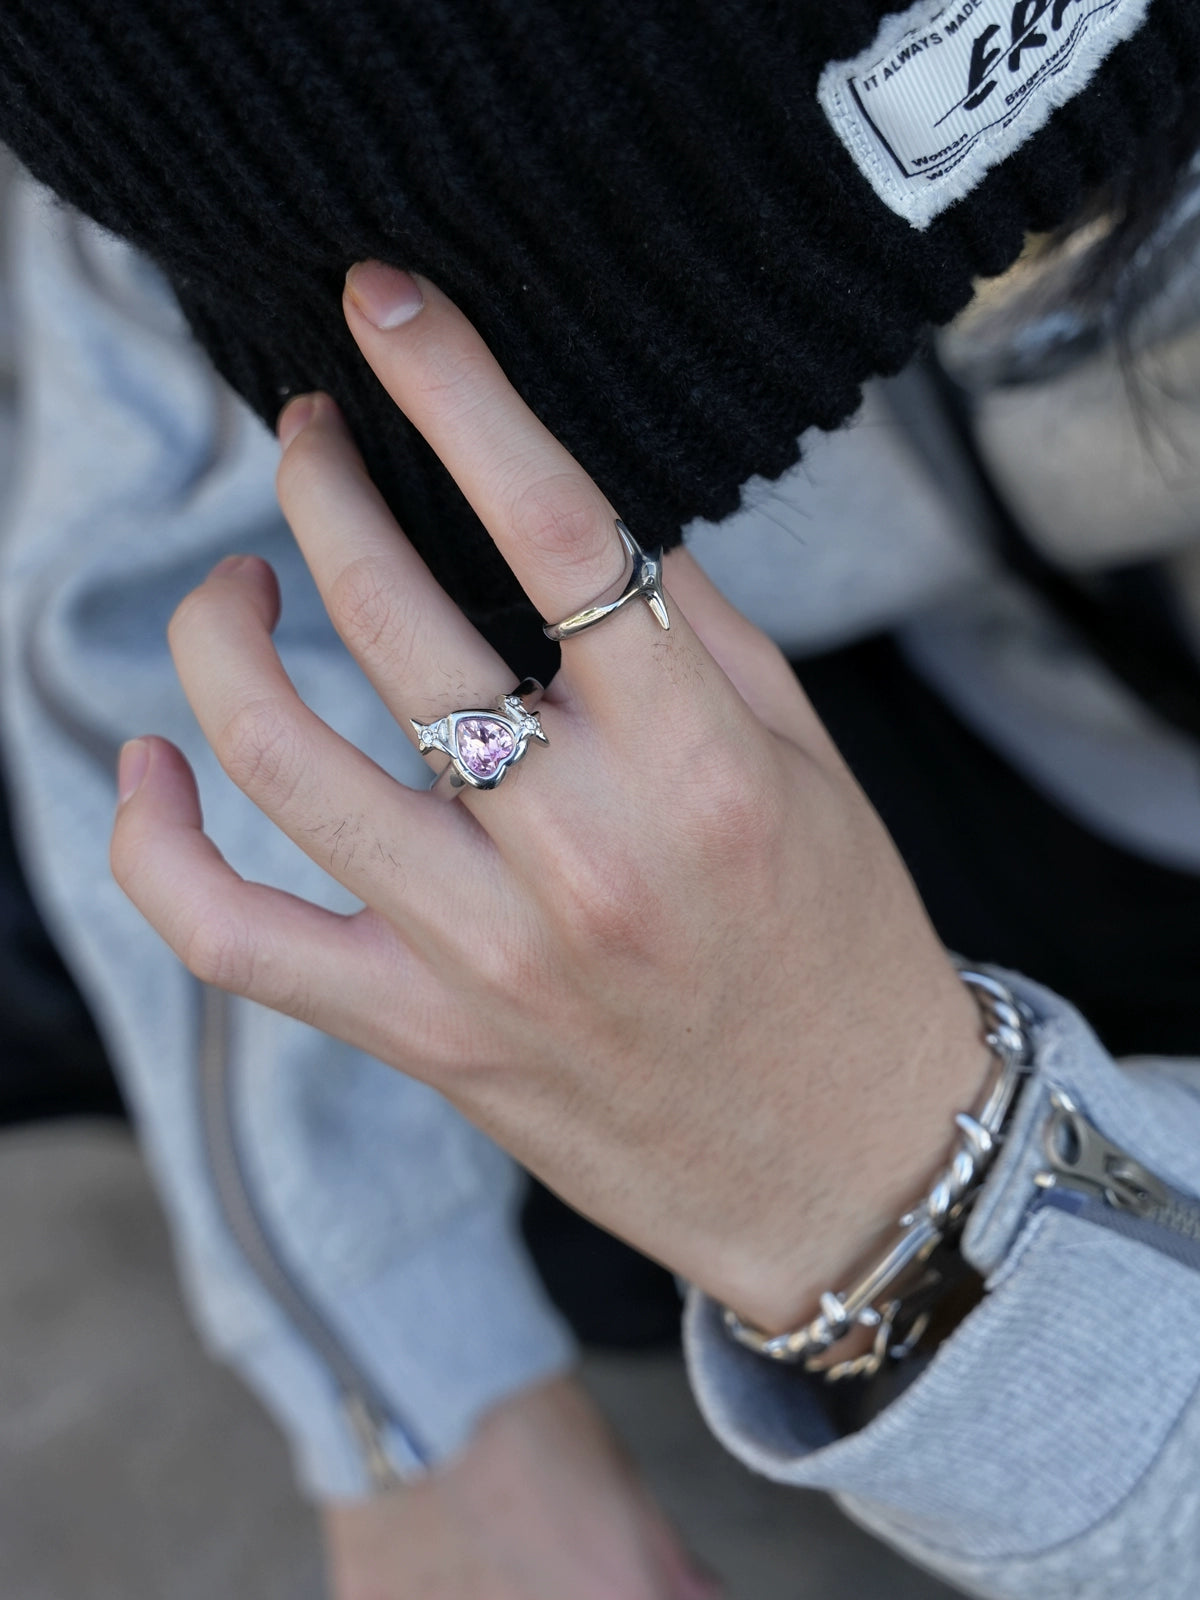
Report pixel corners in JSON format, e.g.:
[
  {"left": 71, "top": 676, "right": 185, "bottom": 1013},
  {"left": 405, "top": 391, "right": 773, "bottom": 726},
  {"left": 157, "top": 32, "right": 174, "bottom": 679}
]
[{"left": 455, "top": 716, "right": 516, "bottom": 779}]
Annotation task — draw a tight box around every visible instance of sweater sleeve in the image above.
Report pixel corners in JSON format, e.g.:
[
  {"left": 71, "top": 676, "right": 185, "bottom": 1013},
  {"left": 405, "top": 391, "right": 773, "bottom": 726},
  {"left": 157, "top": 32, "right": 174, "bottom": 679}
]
[
  {"left": 685, "top": 972, "right": 1200, "bottom": 1600},
  {"left": 0, "top": 176, "right": 574, "bottom": 1499}
]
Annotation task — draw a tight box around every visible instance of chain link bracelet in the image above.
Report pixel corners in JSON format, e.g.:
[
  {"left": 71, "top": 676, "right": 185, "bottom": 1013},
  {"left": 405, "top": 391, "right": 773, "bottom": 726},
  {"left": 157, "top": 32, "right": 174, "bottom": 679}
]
[{"left": 722, "top": 967, "right": 1035, "bottom": 1382}]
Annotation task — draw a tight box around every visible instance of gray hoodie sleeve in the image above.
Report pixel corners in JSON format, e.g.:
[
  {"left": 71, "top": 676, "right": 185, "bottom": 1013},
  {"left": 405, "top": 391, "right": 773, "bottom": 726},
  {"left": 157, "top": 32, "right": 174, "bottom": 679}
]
[
  {"left": 0, "top": 176, "right": 574, "bottom": 1500},
  {"left": 685, "top": 972, "right": 1200, "bottom": 1600}
]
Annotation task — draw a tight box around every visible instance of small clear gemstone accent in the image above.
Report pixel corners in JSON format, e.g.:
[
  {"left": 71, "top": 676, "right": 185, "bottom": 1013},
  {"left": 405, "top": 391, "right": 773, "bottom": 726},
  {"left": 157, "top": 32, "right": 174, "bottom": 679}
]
[{"left": 455, "top": 716, "right": 516, "bottom": 778}]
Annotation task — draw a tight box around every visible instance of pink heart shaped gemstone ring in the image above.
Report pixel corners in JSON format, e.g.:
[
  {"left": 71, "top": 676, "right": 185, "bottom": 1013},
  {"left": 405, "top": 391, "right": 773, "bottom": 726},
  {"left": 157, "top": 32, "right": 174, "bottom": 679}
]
[{"left": 412, "top": 678, "right": 548, "bottom": 795}]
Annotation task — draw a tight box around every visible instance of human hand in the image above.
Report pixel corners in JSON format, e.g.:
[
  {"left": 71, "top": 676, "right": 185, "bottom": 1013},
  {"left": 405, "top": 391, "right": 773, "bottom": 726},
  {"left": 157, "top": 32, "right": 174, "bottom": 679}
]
[
  {"left": 110, "top": 263, "right": 991, "bottom": 1335},
  {"left": 322, "top": 1375, "right": 718, "bottom": 1600}
]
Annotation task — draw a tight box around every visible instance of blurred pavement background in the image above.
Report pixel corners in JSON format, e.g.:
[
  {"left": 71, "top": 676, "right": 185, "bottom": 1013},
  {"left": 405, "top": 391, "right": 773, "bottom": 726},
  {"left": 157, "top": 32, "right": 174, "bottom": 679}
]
[{"left": 0, "top": 1120, "right": 961, "bottom": 1599}]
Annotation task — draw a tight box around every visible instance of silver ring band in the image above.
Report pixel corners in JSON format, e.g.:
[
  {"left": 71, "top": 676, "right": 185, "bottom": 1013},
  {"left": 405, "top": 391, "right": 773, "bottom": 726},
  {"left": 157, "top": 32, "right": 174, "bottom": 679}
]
[
  {"left": 543, "top": 519, "right": 670, "bottom": 642},
  {"left": 411, "top": 678, "right": 547, "bottom": 796}
]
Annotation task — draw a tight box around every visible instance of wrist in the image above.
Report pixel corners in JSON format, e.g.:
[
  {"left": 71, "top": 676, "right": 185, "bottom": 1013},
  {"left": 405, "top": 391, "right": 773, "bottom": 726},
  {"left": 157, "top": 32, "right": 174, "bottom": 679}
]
[{"left": 722, "top": 962, "right": 1014, "bottom": 1343}]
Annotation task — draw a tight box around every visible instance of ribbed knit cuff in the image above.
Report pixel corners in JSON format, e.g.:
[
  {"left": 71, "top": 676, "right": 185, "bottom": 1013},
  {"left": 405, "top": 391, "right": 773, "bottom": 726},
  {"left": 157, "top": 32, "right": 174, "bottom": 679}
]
[{"left": 684, "top": 973, "right": 1200, "bottom": 1577}]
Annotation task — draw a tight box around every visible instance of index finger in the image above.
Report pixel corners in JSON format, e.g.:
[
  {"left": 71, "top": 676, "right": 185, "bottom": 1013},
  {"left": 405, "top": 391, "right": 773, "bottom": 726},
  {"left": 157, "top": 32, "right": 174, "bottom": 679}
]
[{"left": 342, "top": 263, "right": 678, "bottom": 665}]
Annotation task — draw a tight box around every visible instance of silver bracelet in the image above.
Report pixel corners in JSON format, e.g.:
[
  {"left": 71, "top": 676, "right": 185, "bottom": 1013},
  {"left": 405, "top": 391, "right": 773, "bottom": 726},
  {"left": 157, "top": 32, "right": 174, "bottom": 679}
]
[{"left": 722, "top": 967, "right": 1034, "bottom": 1382}]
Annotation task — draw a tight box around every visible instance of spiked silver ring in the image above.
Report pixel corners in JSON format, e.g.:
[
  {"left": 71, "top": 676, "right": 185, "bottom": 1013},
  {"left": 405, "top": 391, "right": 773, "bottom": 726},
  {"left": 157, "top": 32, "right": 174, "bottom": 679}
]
[
  {"left": 412, "top": 678, "right": 547, "bottom": 795},
  {"left": 543, "top": 520, "right": 670, "bottom": 642}
]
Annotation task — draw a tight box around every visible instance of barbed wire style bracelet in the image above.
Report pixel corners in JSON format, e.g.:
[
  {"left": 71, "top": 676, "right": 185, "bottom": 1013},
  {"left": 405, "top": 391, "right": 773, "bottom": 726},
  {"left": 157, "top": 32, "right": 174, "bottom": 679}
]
[{"left": 722, "top": 968, "right": 1035, "bottom": 1383}]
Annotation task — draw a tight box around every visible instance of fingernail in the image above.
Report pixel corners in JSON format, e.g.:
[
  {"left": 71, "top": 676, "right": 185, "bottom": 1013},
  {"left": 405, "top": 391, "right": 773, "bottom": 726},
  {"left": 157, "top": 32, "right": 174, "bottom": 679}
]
[
  {"left": 277, "top": 393, "right": 318, "bottom": 449},
  {"left": 210, "top": 554, "right": 253, "bottom": 580},
  {"left": 117, "top": 739, "right": 150, "bottom": 804},
  {"left": 345, "top": 262, "right": 424, "bottom": 329}
]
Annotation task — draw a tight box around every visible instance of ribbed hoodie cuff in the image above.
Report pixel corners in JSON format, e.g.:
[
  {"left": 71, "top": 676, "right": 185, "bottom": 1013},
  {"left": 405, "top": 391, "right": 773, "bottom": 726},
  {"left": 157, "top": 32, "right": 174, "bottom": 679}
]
[{"left": 683, "top": 973, "right": 1200, "bottom": 1576}]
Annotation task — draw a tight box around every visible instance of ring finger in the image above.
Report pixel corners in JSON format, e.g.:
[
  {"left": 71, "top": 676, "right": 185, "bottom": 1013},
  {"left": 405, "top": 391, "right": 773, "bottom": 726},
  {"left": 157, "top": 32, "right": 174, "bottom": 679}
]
[
  {"left": 275, "top": 393, "right": 572, "bottom": 821},
  {"left": 168, "top": 553, "right": 513, "bottom": 945},
  {"left": 276, "top": 393, "right": 523, "bottom": 732}
]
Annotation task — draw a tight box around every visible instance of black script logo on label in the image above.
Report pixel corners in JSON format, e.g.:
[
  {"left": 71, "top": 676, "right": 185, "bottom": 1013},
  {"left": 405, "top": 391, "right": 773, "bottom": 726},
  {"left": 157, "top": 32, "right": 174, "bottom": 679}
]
[
  {"left": 964, "top": 0, "right": 1080, "bottom": 110},
  {"left": 818, "top": 0, "right": 1147, "bottom": 228}
]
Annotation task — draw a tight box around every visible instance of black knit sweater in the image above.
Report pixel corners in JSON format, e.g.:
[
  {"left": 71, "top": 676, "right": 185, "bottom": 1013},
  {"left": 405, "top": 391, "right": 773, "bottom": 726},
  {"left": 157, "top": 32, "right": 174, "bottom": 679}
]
[{"left": 0, "top": 1, "right": 1197, "bottom": 662}]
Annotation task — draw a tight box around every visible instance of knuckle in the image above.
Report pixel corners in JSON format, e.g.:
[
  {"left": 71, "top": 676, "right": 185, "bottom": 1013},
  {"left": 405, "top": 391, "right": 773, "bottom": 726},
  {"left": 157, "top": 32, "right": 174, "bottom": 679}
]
[
  {"left": 215, "top": 697, "right": 304, "bottom": 807},
  {"left": 181, "top": 910, "right": 256, "bottom": 992},
  {"left": 477, "top": 921, "right": 551, "bottom": 1005},
  {"left": 681, "top": 747, "right": 782, "bottom": 866},
  {"left": 507, "top": 472, "right": 615, "bottom": 587},
  {"left": 555, "top": 846, "right": 656, "bottom": 959},
  {"left": 181, "top": 908, "right": 317, "bottom": 1025},
  {"left": 412, "top": 336, "right": 494, "bottom": 412},
  {"left": 652, "top": 713, "right": 779, "bottom": 855},
  {"left": 327, "top": 556, "right": 418, "bottom": 672}
]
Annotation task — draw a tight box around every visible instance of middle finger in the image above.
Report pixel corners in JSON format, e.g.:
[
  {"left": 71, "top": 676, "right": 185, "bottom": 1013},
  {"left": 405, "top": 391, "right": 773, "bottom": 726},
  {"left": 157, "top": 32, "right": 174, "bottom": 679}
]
[{"left": 342, "top": 265, "right": 711, "bottom": 704}]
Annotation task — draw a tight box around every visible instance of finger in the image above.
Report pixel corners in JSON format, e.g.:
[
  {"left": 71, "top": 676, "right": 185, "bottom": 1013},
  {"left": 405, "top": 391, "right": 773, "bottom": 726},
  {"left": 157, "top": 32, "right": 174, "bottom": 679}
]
[
  {"left": 275, "top": 393, "right": 523, "bottom": 734},
  {"left": 342, "top": 265, "right": 687, "bottom": 675},
  {"left": 274, "top": 403, "right": 568, "bottom": 837},
  {"left": 662, "top": 550, "right": 836, "bottom": 754},
  {"left": 168, "top": 555, "right": 509, "bottom": 941},
  {"left": 109, "top": 735, "right": 442, "bottom": 1051}
]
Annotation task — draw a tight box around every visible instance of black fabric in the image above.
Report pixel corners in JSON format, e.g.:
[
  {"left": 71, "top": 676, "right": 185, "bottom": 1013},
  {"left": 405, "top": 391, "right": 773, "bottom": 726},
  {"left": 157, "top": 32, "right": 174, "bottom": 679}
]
[
  {"left": 799, "top": 634, "right": 1200, "bottom": 1061},
  {"left": 0, "top": 768, "right": 122, "bottom": 1126},
  {"left": 520, "top": 1178, "right": 684, "bottom": 1349},
  {"left": 0, "top": 1, "right": 1197, "bottom": 661}
]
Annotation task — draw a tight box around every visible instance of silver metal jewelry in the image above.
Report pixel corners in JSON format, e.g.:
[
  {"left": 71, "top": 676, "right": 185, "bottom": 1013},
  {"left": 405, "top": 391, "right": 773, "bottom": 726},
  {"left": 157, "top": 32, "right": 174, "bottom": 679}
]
[
  {"left": 412, "top": 677, "right": 547, "bottom": 795},
  {"left": 722, "top": 967, "right": 1034, "bottom": 1381},
  {"left": 543, "top": 519, "right": 670, "bottom": 641}
]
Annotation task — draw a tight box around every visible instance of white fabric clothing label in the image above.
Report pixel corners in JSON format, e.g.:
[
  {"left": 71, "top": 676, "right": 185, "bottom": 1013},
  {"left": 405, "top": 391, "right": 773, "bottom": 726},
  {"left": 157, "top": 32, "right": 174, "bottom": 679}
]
[{"left": 818, "top": 0, "right": 1151, "bottom": 229}]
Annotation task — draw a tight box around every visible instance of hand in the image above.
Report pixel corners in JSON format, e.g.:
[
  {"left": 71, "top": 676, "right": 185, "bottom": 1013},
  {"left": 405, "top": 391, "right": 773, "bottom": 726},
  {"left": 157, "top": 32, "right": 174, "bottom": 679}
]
[
  {"left": 322, "top": 1376, "right": 718, "bottom": 1600},
  {"left": 110, "top": 263, "right": 991, "bottom": 1334}
]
